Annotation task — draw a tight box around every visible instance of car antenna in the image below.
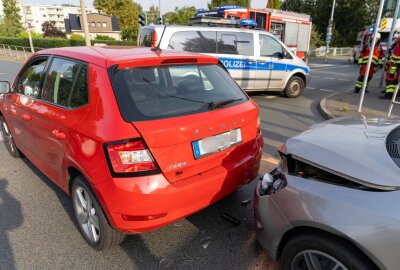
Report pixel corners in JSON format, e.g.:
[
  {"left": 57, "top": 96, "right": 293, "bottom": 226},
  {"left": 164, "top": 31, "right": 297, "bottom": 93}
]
[{"left": 151, "top": 25, "right": 167, "bottom": 52}]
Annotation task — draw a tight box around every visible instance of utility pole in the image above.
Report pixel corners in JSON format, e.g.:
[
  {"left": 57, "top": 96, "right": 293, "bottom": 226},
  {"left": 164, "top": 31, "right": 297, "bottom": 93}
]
[
  {"left": 79, "top": 0, "right": 91, "bottom": 46},
  {"left": 20, "top": 0, "right": 34, "bottom": 53},
  {"left": 379, "top": 0, "right": 400, "bottom": 87},
  {"left": 324, "top": 0, "right": 336, "bottom": 63},
  {"left": 358, "top": 0, "right": 386, "bottom": 112}
]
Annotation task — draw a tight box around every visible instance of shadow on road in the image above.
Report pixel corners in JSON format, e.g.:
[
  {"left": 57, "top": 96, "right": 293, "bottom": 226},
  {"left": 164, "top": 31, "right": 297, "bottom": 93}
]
[{"left": 0, "top": 178, "right": 23, "bottom": 270}]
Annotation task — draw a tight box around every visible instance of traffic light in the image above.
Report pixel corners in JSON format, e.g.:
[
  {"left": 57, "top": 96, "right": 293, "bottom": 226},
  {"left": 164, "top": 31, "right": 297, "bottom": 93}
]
[
  {"left": 139, "top": 14, "right": 146, "bottom": 26},
  {"left": 157, "top": 17, "right": 162, "bottom": 25}
]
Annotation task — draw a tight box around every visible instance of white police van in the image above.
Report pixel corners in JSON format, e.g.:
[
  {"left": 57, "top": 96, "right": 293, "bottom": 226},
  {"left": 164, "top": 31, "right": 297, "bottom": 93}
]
[{"left": 139, "top": 24, "right": 310, "bottom": 97}]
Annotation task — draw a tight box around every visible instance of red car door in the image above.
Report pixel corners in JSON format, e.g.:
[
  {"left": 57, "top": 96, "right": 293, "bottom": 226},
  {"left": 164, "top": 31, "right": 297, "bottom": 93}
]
[
  {"left": 4, "top": 57, "right": 49, "bottom": 157},
  {"left": 29, "top": 57, "right": 89, "bottom": 184}
]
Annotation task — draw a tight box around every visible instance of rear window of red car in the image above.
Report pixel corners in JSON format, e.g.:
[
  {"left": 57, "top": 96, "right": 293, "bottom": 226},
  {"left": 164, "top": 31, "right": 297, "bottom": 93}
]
[{"left": 110, "top": 64, "right": 248, "bottom": 122}]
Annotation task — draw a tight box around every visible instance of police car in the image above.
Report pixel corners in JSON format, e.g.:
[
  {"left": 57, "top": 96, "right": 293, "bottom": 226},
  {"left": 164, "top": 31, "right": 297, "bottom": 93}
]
[{"left": 139, "top": 22, "right": 310, "bottom": 98}]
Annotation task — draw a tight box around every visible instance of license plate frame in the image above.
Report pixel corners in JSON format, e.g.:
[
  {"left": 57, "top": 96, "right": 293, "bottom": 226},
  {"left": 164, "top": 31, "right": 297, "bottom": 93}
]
[{"left": 192, "top": 128, "right": 242, "bottom": 159}]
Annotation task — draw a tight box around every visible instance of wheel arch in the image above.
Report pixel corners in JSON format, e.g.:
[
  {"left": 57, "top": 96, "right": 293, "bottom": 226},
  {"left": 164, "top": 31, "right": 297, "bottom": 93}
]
[{"left": 276, "top": 226, "right": 382, "bottom": 270}]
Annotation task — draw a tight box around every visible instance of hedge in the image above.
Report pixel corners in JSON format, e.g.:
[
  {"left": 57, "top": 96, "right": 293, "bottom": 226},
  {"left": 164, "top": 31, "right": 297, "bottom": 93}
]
[{"left": 0, "top": 37, "right": 136, "bottom": 50}]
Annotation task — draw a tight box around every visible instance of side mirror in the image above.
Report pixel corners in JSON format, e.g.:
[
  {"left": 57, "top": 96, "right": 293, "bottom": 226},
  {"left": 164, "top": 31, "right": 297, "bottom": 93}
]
[
  {"left": 281, "top": 51, "right": 288, "bottom": 59},
  {"left": 0, "top": 81, "right": 10, "bottom": 94}
]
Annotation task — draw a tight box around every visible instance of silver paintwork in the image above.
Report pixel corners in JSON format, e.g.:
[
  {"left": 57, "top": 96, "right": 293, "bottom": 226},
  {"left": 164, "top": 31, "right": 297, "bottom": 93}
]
[
  {"left": 283, "top": 115, "right": 400, "bottom": 189},
  {"left": 255, "top": 116, "right": 400, "bottom": 270}
]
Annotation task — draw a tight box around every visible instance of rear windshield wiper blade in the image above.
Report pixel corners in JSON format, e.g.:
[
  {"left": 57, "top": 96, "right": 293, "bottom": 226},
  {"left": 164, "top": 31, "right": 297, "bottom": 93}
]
[{"left": 208, "top": 98, "right": 243, "bottom": 110}]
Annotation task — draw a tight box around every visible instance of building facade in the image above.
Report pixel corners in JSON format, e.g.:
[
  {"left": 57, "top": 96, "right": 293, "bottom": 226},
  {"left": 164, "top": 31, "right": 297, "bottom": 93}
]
[
  {"left": 65, "top": 13, "right": 121, "bottom": 40},
  {"left": 23, "top": 4, "right": 96, "bottom": 34}
]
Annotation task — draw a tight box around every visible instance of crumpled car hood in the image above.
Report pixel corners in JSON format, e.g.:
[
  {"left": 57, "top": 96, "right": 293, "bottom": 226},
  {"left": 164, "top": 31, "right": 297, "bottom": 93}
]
[{"left": 284, "top": 115, "right": 400, "bottom": 190}]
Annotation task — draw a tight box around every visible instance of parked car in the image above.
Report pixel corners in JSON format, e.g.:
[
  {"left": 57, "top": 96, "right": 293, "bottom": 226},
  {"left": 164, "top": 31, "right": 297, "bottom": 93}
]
[
  {"left": 254, "top": 115, "right": 400, "bottom": 270},
  {"left": 138, "top": 25, "right": 310, "bottom": 97},
  {"left": 0, "top": 46, "right": 263, "bottom": 250}
]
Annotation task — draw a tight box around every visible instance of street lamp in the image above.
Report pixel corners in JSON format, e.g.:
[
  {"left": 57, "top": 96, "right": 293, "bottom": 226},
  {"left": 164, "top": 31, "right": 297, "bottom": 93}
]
[
  {"left": 20, "top": 0, "right": 34, "bottom": 53},
  {"left": 324, "top": 0, "right": 336, "bottom": 64}
]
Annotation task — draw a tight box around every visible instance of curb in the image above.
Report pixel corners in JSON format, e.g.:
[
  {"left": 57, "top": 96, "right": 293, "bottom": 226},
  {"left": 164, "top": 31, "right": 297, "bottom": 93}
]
[
  {"left": 318, "top": 89, "right": 357, "bottom": 120},
  {"left": 318, "top": 91, "right": 340, "bottom": 120}
]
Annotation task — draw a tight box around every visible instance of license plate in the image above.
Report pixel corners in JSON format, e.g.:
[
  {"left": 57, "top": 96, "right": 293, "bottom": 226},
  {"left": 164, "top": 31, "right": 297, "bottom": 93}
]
[{"left": 192, "top": 128, "right": 242, "bottom": 159}]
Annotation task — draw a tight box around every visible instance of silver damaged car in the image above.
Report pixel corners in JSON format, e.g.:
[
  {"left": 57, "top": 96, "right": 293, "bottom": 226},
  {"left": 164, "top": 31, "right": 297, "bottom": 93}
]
[{"left": 254, "top": 116, "right": 400, "bottom": 270}]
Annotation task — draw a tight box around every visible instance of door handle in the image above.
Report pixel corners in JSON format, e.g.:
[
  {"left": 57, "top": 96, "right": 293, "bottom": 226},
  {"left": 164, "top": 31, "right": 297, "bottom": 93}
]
[
  {"left": 52, "top": 130, "right": 66, "bottom": 139},
  {"left": 21, "top": 114, "right": 31, "bottom": 121},
  {"left": 259, "top": 60, "right": 267, "bottom": 64},
  {"left": 247, "top": 60, "right": 256, "bottom": 63}
]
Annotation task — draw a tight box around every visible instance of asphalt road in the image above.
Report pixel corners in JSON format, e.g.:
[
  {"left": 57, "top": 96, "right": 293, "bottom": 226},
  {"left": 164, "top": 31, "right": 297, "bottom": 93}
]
[{"left": 0, "top": 57, "right": 358, "bottom": 270}]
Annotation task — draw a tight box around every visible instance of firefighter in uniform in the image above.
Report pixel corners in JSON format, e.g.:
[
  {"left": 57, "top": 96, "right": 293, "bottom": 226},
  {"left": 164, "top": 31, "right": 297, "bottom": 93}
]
[
  {"left": 354, "top": 33, "right": 382, "bottom": 93},
  {"left": 380, "top": 34, "right": 400, "bottom": 99}
]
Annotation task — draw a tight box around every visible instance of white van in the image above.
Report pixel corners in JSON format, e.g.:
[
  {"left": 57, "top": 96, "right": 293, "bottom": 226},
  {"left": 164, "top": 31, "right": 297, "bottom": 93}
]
[{"left": 139, "top": 25, "right": 310, "bottom": 98}]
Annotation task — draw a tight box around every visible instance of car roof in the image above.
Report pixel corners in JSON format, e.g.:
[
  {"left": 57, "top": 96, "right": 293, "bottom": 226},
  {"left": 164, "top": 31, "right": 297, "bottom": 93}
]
[
  {"left": 141, "top": 24, "right": 272, "bottom": 35},
  {"left": 36, "top": 46, "right": 219, "bottom": 68}
]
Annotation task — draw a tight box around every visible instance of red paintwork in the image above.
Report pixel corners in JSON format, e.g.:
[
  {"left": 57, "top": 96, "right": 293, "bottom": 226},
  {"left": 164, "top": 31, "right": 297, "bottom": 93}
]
[{"left": 0, "top": 47, "right": 263, "bottom": 233}]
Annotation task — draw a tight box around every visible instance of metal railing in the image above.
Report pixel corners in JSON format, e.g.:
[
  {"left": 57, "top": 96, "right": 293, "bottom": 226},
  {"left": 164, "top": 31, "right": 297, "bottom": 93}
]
[
  {"left": 0, "top": 44, "right": 44, "bottom": 60},
  {"left": 309, "top": 47, "right": 353, "bottom": 57}
]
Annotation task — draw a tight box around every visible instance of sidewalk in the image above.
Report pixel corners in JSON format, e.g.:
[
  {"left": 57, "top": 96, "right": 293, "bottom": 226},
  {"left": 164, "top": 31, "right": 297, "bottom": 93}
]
[{"left": 319, "top": 77, "right": 400, "bottom": 119}]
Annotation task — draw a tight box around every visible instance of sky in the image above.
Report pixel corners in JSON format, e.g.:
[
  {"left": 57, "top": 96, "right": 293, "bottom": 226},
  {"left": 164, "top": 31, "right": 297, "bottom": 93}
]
[{"left": 23, "top": 0, "right": 267, "bottom": 13}]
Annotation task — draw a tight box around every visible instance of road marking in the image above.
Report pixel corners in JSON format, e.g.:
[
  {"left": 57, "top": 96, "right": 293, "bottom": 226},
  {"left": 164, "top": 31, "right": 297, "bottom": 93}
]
[
  {"left": 325, "top": 77, "right": 336, "bottom": 80},
  {"left": 0, "top": 73, "right": 5, "bottom": 75},
  {"left": 264, "top": 96, "right": 277, "bottom": 99},
  {"left": 338, "top": 78, "right": 351, "bottom": 81},
  {"left": 320, "top": 89, "right": 335, "bottom": 92},
  {"left": 312, "top": 75, "right": 321, "bottom": 78},
  {"left": 306, "top": 87, "right": 316, "bottom": 89}
]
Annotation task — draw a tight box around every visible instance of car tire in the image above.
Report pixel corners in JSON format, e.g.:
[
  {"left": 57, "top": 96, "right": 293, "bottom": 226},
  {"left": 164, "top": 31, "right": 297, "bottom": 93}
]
[
  {"left": 284, "top": 76, "right": 304, "bottom": 98},
  {"left": 281, "top": 232, "right": 377, "bottom": 270},
  {"left": 71, "top": 176, "right": 126, "bottom": 250},
  {"left": 0, "top": 115, "right": 21, "bottom": 158}
]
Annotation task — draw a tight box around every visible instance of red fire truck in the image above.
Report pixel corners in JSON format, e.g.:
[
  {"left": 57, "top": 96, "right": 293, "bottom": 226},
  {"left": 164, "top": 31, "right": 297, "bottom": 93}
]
[{"left": 192, "top": 6, "right": 312, "bottom": 59}]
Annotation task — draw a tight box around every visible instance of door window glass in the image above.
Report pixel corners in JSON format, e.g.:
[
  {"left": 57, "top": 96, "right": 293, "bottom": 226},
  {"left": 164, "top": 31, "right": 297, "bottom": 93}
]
[
  {"left": 42, "top": 58, "right": 88, "bottom": 108},
  {"left": 259, "top": 34, "right": 288, "bottom": 58},
  {"left": 217, "top": 32, "right": 254, "bottom": 56},
  {"left": 168, "top": 31, "right": 217, "bottom": 53},
  {"left": 15, "top": 58, "right": 47, "bottom": 98}
]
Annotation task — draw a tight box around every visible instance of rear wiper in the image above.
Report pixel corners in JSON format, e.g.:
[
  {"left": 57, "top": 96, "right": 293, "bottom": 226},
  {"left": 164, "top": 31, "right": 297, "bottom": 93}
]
[{"left": 208, "top": 98, "right": 243, "bottom": 110}]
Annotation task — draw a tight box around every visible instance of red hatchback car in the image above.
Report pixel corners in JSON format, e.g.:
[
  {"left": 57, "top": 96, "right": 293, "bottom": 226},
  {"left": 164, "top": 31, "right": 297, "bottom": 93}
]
[{"left": 0, "top": 47, "right": 263, "bottom": 250}]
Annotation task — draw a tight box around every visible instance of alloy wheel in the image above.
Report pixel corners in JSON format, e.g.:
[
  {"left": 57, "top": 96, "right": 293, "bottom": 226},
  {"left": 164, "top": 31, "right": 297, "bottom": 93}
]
[
  {"left": 73, "top": 186, "right": 101, "bottom": 244},
  {"left": 1, "top": 120, "right": 15, "bottom": 153},
  {"left": 291, "top": 250, "right": 348, "bottom": 270}
]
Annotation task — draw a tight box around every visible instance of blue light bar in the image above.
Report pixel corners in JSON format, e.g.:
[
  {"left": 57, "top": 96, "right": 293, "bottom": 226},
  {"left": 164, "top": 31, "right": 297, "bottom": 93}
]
[{"left": 240, "top": 19, "right": 257, "bottom": 27}]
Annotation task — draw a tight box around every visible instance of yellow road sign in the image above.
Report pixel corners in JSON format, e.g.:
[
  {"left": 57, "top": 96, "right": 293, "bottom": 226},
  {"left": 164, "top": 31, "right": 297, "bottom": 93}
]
[{"left": 381, "top": 18, "right": 388, "bottom": 30}]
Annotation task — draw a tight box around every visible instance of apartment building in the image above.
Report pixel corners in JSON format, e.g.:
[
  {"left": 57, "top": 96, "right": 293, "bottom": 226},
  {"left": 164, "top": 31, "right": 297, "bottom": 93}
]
[{"left": 23, "top": 4, "right": 96, "bottom": 34}]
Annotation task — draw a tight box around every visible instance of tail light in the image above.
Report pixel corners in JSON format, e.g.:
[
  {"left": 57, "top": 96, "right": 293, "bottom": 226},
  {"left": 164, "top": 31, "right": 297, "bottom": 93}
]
[
  {"left": 151, "top": 30, "right": 158, "bottom": 47},
  {"left": 103, "top": 139, "right": 160, "bottom": 177}
]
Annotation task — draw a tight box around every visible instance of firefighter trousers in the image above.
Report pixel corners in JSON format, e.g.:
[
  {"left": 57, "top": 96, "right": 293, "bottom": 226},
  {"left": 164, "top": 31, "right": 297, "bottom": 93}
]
[{"left": 354, "top": 76, "right": 372, "bottom": 93}]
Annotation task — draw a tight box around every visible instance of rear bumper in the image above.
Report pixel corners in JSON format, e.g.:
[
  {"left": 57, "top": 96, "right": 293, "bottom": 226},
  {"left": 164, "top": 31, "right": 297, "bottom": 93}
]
[{"left": 96, "top": 137, "right": 262, "bottom": 233}]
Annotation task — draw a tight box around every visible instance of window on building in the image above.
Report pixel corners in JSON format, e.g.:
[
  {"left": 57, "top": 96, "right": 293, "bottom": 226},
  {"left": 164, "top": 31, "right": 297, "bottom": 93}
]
[
  {"left": 91, "top": 22, "right": 95, "bottom": 27},
  {"left": 97, "top": 22, "right": 101, "bottom": 27},
  {"left": 102, "top": 22, "right": 107, "bottom": 27}
]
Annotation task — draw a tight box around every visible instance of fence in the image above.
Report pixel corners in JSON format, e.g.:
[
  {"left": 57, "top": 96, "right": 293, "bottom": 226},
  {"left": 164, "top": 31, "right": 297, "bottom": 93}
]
[
  {"left": 0, "top": 44, "right": 44, "bottom": 60},
  {"left": 309, "top": 47, "right": 353, "bottom": 57}
]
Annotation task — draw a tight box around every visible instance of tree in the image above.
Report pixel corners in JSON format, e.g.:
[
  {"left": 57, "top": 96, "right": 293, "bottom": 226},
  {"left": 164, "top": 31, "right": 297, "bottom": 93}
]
[
  {"left": 146, "top": 5, "right": 160, "bottom": 24},
  {"left": 267, "top": 0, "right": 281, "bottom": 9},
  {"left": 282, "top": 0, "right": 379, "bottom": 47},
  {"left": 164, "top": 6, "right": 197, "bottom": 25},
  {"left": 42, "top": 21, "right": 66, "bottom": 38},
  {"left": 93, "top": 0, "right": 139, "bottom": 40},
  {"left": 1, "top": 0, "right": 23, "bottom": 37},
  {"left": 208, "top": 0, "right": 250, "bottom": 9}
]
